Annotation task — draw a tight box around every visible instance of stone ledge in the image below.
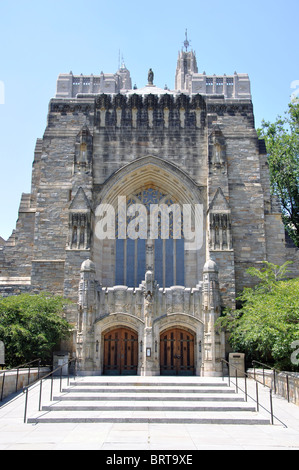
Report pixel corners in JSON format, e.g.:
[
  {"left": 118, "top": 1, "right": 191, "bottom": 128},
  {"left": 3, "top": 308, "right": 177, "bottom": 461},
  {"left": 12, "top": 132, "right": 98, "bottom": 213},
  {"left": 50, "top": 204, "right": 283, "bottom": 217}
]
[{"left": 0, "top": 277, "right": 31, "bottom": 286}]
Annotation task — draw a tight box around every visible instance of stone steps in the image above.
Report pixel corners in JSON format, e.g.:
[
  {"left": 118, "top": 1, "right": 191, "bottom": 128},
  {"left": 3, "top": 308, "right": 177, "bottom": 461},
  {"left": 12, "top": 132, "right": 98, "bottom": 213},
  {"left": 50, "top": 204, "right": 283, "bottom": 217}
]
[
  {"left": 61, "top": 386, "right": 236, "bottom": 394},
  {"left": 42, "top": 402, "right": 257, "bottom": 412},
  {"left": 54, "top": 393, "right": 244, "bottom": 402},
  {"left": 27, "top": 377, "right": 270, "bottom": 425},
  {"left": 28, "top": 412, "right": 268, "bottom": 425}
]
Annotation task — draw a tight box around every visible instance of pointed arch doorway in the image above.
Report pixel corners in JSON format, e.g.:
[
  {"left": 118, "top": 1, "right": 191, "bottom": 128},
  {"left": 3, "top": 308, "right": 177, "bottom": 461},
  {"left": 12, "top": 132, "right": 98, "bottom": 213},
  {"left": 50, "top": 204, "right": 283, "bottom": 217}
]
[
  {"left": 160, "top": 328, "right": 195, "bottom": 376},
  {"left": 103, "top": 327, "right": 138, "bottom": 375}
]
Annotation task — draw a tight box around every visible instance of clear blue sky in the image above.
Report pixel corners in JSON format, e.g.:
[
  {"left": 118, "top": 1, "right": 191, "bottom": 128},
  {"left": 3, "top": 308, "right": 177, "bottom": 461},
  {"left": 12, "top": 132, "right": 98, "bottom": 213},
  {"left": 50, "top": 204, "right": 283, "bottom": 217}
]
[{"left": 0, "top": 0, "right": 298, "bottom": 240}]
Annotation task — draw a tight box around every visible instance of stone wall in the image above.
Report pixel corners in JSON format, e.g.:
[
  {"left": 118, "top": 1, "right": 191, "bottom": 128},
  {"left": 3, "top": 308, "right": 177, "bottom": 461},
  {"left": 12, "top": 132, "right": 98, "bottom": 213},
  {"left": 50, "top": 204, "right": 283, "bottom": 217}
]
[
  {"left": 247, "top": 369, "right": 299, "bottom": 406},
  {"left": 0, "top": 367, "right": 50, "bottom": 401}
]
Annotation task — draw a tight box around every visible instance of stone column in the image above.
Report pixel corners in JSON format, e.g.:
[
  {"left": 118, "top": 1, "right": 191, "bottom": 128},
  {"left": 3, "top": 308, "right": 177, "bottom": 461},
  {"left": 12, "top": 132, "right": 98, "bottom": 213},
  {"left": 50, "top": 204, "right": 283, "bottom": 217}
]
[
  {"left": 77, "top": 259, "right": 97, "bottom": 372},
  {"left": 140, "top": 270, "right": 159, "bottom": 376},
  {"left": 202, "top": 259, "right": 224, "bottom": 376}
]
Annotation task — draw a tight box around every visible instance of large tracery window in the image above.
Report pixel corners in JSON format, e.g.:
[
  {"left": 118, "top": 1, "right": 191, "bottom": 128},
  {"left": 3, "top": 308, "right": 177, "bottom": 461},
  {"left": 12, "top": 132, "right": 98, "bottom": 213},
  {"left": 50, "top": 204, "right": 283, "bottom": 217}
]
[{"left": 115, "top": 188, "right": 185, "bottom": 288}]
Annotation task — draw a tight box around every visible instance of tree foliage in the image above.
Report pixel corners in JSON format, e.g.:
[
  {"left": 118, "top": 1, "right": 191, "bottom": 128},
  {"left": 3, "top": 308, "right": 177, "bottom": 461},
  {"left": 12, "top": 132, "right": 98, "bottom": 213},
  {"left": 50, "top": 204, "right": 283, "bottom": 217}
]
[
  {"left": 258, "top": 101, "right": 299, "bottom": 246},
  {"left": 0, "top": 293, "right": 72, "bottom": 367},
  {"left": 217, "top": 262, "right": 299, "bottom": 371}
]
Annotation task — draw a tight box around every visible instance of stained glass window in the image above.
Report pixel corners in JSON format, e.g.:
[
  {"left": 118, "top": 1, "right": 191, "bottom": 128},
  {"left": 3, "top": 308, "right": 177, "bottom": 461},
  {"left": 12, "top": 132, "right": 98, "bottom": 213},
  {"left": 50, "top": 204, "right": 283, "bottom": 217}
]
[{"left": 115, "top": 188, "right": 185, "bottom": 287}]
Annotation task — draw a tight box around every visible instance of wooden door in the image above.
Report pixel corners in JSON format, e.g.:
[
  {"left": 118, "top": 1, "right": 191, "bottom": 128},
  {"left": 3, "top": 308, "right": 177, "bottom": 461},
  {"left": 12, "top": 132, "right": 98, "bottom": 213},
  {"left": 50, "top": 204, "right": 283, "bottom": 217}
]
[
  {"left": 160, "top": 328, "right": 195, "bottom": 376},
  {"left": 103, "top": 328, "right": 138, "bottom": 375}
]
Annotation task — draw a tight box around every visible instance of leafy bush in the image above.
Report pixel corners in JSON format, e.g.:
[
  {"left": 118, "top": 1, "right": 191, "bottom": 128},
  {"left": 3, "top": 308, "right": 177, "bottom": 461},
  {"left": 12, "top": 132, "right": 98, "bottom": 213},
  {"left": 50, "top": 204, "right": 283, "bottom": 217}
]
[
  {"left": 217, "top": 262, "right": 299, "bottom": 370},
  {"left": 0, "top": 293, "right": 72, "bottom": 367}
]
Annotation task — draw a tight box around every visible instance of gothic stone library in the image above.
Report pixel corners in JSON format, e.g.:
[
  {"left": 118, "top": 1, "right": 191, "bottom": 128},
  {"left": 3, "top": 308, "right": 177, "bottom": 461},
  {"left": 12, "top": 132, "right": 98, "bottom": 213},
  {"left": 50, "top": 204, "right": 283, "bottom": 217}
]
[{"left": 1, "top": 45, "right": 298, "bottom": 376}]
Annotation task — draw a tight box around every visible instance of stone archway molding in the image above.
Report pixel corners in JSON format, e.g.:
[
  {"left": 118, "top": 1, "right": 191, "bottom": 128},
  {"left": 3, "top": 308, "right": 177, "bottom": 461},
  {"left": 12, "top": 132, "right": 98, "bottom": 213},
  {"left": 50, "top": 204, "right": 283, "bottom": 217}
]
[
  {"left": 96, "top": 154, "right": 204, "bottom": 208},
  {"left": 94, "top": 313, "right": 144, "bottom": 375}
]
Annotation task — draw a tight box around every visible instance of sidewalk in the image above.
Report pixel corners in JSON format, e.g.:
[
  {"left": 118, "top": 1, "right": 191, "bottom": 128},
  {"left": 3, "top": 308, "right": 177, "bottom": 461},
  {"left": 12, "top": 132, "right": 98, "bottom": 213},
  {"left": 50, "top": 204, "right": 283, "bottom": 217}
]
[{"left": 0, "top": 375, "right": 299, "bottom": 450}]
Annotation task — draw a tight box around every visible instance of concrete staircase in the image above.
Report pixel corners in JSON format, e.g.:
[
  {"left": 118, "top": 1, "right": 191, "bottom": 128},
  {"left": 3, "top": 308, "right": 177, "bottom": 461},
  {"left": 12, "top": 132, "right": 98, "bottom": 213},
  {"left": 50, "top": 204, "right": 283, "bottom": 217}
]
[{"left": 27, "top": 377, "right": 270, "bottom": 425}]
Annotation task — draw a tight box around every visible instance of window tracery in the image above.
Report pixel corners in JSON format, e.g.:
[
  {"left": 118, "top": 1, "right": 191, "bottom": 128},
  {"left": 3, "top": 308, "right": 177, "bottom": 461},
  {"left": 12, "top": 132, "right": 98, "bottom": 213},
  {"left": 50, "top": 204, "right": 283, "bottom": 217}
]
[{"left": 115, "top": 188, "right": 185, "bottom": 287}]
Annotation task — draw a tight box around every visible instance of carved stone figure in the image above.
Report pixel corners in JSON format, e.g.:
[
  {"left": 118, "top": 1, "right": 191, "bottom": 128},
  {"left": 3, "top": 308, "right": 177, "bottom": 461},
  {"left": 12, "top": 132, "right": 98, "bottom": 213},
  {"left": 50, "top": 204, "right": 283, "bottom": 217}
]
[
  {"left": 144, "top": 291, "right": 153, "bottom": 328},
  {"left": 148, "top": 68, "right": 154, "bottom": 85}
]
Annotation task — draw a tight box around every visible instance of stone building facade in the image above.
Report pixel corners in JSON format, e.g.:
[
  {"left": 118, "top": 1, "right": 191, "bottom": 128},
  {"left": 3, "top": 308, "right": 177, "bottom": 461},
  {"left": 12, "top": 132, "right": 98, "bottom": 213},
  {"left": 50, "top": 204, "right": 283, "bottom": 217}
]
[{"left": 0, "top": 47, "right": 298, "bottom": 376}]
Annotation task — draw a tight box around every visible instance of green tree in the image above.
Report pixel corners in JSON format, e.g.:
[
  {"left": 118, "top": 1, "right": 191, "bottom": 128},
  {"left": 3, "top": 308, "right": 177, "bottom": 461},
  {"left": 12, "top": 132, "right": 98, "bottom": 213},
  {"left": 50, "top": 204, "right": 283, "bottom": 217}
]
[
  {"left": 0, "top": 293, "right": 72, "bottom": 367},
  {"left": 258, "top": 101, "right": 299, "bottom": 246},
  {"left": 217, "top": 262, "right": 299, "bottom": 370}
]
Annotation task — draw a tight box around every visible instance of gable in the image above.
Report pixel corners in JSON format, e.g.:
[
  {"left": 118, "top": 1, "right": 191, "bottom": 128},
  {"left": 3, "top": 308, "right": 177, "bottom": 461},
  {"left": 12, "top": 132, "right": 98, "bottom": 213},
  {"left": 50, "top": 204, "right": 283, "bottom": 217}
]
[
  {"left": 69, "top": 187, "right": 91, "bottom": 212},
  {"left": 208, "top": 188, "right": 230, "bottom": 213}
]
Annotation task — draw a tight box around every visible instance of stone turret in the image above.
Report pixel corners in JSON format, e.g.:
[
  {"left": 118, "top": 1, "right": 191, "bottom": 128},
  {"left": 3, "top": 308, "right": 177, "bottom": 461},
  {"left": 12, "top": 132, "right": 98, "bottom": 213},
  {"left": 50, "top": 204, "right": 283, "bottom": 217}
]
[{"left": 175, "top": 49, "right": 198, "bottom": 92}]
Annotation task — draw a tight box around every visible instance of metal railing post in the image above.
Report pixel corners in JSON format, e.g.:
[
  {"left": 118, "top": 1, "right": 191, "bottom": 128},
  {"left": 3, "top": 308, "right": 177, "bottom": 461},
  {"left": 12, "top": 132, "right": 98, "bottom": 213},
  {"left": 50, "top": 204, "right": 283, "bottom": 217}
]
[
  {"left": 27, "top": 365, "right": 31, "bottom": 386},
  {"left": 16, "top": 368, "right": 20, "bottom": 393},
  {"left": 50, "top": 373, "right": 54, "bottom": 401},
  {"left": 286, "top": 374, "right": 290, "bottom": 403},
  {"left": 60, "top": 366, "right": 63, "bottom": 392},
  {"left": 220, "top": 357, "right": 287, "bottom": 428},
  {"left": 21, "top": 358, "right": 77, "bottom": 424},
  {"left": 39, "top": 380, "right": 43, "bottom": 411},
  {"left": 0, "top": 371, "right": 5, "bottom": 401},
  {"left": 24, "top": 388, "right": 29, "bottom": 424},
  {"left": 270, "top": 388, "right": 274, "bottom": 425}
]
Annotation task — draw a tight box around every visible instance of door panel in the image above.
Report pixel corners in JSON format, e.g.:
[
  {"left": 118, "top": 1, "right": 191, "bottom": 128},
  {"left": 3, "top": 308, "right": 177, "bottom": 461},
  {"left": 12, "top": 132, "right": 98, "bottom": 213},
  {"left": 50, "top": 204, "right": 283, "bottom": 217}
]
[
  {"left": 104, "top": 328, "right": 138, "bottom": 375},
  {"left": 160, "top": 328, "right": 195, "bottom": 376}
]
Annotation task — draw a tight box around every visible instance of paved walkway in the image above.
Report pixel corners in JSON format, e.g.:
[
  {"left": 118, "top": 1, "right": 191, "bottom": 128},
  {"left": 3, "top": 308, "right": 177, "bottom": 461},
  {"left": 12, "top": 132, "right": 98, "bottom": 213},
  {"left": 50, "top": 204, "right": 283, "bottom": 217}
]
[{"left": 0, "top": 375, "right": 299, "bottom": 450}]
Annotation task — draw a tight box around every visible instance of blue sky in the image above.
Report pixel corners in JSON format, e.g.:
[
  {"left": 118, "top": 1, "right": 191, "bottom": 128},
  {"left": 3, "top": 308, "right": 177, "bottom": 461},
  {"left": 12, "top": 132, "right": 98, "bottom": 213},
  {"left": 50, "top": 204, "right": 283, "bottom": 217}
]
[{"left": 0, "top": 0, "right": 298, "bottom": 240}]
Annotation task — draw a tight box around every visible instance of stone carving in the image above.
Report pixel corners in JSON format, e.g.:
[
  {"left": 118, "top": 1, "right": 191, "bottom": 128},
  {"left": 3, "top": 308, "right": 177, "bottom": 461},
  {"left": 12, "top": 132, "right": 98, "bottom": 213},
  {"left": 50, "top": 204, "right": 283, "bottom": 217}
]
[
  {"left": 209, "top": 213, "right": 232, "bottom": 251},
  {"left": 75, "top": 126, "right": 93, "bottom": 166},
  {"left": 209, "top": 126, "right": 226, "bottom": 166},
  {"left": 148, "top": 68, "right": 154, "bottom": 85},
  {"left": 144, "top": 291, "right": 153, "bottom": 328}
]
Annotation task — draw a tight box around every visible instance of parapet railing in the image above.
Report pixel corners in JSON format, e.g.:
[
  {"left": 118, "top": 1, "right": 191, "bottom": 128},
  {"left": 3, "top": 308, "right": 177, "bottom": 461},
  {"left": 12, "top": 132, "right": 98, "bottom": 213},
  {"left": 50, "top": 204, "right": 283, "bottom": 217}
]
[
  {"left": 23, "top": 357, "right": 77, "bottom": 423},
  {"left": 0, "top": 359, "right": 42, "bottom": 402},
  {"left": 251, "top": 360, "right": 299, "bottom": 404},
  {"left": 221, "top": 358, "right": 287, "bottom": 427}
]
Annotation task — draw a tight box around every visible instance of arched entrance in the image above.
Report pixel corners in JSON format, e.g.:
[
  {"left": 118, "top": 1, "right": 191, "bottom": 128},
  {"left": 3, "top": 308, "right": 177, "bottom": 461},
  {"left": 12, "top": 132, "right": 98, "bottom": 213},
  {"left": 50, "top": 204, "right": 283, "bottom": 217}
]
[
  {"left": 103, "top": 327, "right": 138, "bottom": 375},
  {"left": 160, "top": 328, "right": 195, "bottom": 376}
]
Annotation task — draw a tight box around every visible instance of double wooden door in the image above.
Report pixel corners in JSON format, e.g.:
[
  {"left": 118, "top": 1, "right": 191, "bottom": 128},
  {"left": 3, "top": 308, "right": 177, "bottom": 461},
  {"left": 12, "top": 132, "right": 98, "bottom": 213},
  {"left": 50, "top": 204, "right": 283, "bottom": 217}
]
[
  {"left": 160, "top": 328, "right": 195, "bottom": 376},
  {"left": 103, "top": 328, "right": 138, "bottom": 375}
]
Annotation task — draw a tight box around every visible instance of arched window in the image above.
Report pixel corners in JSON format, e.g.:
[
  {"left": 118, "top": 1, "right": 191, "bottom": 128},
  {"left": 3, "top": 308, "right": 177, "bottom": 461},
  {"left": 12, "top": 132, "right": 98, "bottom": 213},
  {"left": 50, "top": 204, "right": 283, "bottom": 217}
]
[{"left": 115, "top": 188, "right": 184, "bottom": 287}]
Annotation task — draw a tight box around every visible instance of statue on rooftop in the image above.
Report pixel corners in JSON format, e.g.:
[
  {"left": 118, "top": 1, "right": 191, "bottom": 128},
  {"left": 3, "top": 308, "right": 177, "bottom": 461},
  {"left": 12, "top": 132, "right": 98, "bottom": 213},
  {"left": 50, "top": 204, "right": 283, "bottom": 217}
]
[{"left": 148, "top": 68, "right": 154, "bottom": 86}]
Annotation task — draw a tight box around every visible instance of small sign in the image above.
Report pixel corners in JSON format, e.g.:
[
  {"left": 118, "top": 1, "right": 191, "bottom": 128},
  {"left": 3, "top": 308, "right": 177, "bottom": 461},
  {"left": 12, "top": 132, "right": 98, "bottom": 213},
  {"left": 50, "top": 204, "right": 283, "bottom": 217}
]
[
  {"left": 0, "top": 341, "right": 5, "bottom": 365},
  {"left": 146, "top": 347, "right": 151, "bottom": 357}
]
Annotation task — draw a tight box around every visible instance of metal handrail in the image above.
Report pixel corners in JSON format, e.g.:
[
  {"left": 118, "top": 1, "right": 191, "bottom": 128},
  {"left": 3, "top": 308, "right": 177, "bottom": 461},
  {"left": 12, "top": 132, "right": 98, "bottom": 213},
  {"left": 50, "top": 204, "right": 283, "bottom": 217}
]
[
  {"left": 23, "top": 357, "right": 77, "bottom": 423},
  {"left": 221, "top": 358, "right": 287, "bottom": 427},
  {"left": 251, "top": 360, "right": 298, "bottom": 402},
  {"left": 0, "top": 359, "right": 42, "bottom": 402}
]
